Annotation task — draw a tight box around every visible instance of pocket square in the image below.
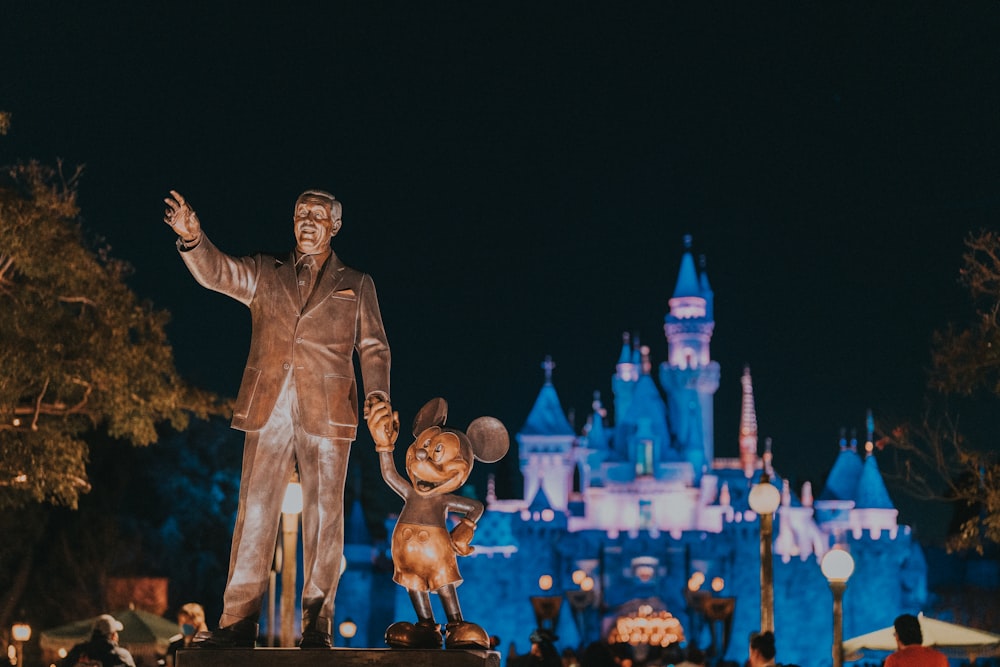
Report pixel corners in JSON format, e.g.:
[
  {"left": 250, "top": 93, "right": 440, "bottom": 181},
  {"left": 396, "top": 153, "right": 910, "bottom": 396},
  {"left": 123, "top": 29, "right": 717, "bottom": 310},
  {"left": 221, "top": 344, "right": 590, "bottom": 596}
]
[{"left": 334, "top": 289, "right": 356, "bottom": 297}]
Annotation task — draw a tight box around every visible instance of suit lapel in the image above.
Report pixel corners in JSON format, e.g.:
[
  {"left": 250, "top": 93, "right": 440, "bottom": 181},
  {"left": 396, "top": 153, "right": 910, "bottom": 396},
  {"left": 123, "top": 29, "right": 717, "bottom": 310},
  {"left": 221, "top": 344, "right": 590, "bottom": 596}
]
[
  {"left": 302, "top": 252, "right": 347, "bottom": 315},
  {"left": 276, "top": 254, "right": 299, "bottom": 306}
]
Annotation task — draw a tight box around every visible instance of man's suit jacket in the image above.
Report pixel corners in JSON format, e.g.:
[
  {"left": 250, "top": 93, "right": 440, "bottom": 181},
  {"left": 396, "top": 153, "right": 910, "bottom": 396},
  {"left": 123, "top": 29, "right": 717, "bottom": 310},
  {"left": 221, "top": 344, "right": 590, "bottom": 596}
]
[{"left": 179, "top": 234, "right": 390, "bottom": 439}]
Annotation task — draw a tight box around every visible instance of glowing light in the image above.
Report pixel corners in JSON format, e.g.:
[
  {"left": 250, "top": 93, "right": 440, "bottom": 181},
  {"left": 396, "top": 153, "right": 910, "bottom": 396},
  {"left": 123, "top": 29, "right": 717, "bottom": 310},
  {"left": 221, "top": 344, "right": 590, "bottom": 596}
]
[
  {"left": 541, "top": 508, "right": 554, "bottom": 522},
  {"left": 632, "top": 556, "right": 659, "bottom": 583},
  {"left": 572, "top": 569, "right": 586, "bottom": 585},
  {"left": 538, "top": 574, "right": 553, "bottom": 591},
  {"left": 14, "top": 474, "right": 27, "bottom": 484},
  {"left": 821, "top": 548, "right": 855, "bottom": 583},
  {"left": 748, "top": 481, "right": 781, "bottom": 515},
  {"left": 711, "top": 577, "right": 724, "bottom": 592},
  {"left": 11, "top": 623, "right": 31, "bottom": 642},
  {"left": 58, "top": 649, "right": 67, "bottom": 658},
  {"left": 609, "top": 606, "right": 685, "bottom": 647},
  {"left": 687, "top": 572, "right": 705, "bottom": 592},
  {"left": 581, "top": 576, "right": 595, "bottom": 592},
  {"left": 338, "top": 618, "right": 357, "bottom": 639},
  {"left": 12, "top": 418, "right": 21, "bottom": 427}
]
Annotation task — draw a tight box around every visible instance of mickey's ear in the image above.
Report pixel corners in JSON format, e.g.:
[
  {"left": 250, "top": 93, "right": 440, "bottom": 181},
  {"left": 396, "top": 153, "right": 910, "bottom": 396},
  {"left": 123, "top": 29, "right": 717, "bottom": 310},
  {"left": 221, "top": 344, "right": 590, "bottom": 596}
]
[
  {"left": 413, "top": 398, "right": 448, "bottom": 436},
  {"left": 467, "top": 417, "right": 509, "bottom": 463}
]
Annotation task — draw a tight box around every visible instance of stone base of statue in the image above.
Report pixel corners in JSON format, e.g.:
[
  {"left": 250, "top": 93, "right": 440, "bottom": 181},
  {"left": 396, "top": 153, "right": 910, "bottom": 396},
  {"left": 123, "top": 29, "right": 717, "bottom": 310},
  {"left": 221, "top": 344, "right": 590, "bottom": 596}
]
[{"left": 176, "top": 648, "right": 500, "bottom": 667}]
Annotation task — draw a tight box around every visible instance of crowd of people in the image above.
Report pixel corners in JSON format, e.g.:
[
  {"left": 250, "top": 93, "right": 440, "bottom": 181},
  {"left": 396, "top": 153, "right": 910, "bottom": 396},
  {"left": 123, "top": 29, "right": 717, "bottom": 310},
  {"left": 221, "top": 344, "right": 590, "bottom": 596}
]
[
  {"left": 53, "top": 607, "right": 984, "bottom": 667},
  {"left": 502, "top": 613, "right": 957, "bottom": 667}
]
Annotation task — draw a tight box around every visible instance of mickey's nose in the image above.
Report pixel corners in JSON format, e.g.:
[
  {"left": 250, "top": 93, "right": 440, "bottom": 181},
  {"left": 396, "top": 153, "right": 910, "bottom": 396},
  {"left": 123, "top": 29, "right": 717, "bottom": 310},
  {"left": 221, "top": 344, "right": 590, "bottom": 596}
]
[{"left": 415, "top": 448, "right": 429, "bottom": 461}]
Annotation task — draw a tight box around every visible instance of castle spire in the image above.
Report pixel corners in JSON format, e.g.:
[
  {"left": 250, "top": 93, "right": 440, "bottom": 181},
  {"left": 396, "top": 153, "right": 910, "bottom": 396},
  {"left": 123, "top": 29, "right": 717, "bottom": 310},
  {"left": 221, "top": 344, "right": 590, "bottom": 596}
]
[
  {"left": 616, "top": 332, "right": 638, "bottom": 382},
  {"left": 640, "top": 345, "right": 652, "bottom": 376},
  {"left": 542, "top": 355, "right": 556, "bottom": 385},
  {"left": 739, "top": 366, "right": 759, "bottom": 476},
  {"left": 865, "top": 408, "right": 875, "bottom": 457},
  {"left": 672, "top": 237, "right": 701, "bottom": 299}
]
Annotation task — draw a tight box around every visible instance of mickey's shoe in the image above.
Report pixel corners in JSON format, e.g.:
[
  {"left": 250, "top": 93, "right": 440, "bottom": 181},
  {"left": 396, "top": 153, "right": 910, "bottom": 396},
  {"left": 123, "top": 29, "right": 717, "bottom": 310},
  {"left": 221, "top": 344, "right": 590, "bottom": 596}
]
[
  {"left": 385, "top": 620, "right": 442, "bottom": 649},
  {"left": 445, "top": 621, "right": 490, "bottom": 650}
]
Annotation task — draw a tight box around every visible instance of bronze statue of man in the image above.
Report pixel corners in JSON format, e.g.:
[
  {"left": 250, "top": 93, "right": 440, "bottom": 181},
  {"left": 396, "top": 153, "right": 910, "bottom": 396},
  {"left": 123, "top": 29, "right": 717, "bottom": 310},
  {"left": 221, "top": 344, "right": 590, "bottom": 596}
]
[{"left": 163, "top": 189, "right": 391, "bottom": 649}]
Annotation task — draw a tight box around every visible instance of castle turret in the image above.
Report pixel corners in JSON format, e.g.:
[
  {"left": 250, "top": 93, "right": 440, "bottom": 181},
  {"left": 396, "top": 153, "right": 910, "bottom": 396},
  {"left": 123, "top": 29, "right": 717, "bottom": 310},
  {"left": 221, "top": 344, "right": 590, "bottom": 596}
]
[
  {"left": 660, "top": 235, "right": 721, "bottom": 479},
  {"left": 850, "top": 409, "right": 899, "bottom": 538},
  {"left": 517, "top": 356, "right": 577, "bottom": 511},
  {"left": 615, "top": 346, "right": 672, "bottom": 470},
  {"left": 613, "top": 332, "right": 639, "bottom": 423}
]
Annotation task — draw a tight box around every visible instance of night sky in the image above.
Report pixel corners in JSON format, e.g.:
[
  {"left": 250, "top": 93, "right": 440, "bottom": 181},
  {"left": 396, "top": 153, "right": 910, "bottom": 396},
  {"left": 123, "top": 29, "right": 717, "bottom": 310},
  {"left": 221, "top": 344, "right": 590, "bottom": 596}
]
[{"left": 4, "top": 2, "right": 1000, "bottom": 538}]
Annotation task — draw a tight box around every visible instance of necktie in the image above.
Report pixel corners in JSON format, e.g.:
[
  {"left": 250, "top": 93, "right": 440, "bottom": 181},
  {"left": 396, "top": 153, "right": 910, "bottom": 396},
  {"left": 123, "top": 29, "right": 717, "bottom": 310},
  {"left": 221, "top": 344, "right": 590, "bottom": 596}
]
[{"left": 298, "top": 255, "right": 316, "bottom": 304}]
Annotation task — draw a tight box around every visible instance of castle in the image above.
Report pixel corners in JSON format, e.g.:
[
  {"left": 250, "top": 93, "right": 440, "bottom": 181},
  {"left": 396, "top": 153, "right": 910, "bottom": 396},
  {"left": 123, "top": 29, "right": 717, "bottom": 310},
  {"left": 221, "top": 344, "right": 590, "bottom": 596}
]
[{"left": 337, "top": 236, "right": 928, "bottom": 666}]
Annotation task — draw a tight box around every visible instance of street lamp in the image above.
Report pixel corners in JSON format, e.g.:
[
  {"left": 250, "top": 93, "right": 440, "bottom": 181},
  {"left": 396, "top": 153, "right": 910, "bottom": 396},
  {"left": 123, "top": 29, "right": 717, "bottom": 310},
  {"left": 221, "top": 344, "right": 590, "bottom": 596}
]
[
  {"left": 821, "top": 548, "right": 855, "bottom": 667},
  {"left": 748, "top": 471, "right": 780, "bottom": 633},
  {"left": 280, "top": 472, "right": 303, "bottom": 647},
  {"left": 530, "top": 574, "right": 563, "bottom": 634},
  {"left": 566, "top": 574, "right": 596, "bottom": 645},
  {"left": 338, "top": 618, "right": 357, "bottom": 647},
  {"left": 11, "top": 622, "right": 30, "bottom": 667}
]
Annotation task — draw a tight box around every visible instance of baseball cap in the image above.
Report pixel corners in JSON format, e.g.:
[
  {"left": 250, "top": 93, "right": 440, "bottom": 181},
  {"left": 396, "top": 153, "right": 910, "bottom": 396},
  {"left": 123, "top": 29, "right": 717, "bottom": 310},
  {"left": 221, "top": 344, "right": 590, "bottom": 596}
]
[{"left": 93, "top": 614, "right": 124, "bottom": 638}]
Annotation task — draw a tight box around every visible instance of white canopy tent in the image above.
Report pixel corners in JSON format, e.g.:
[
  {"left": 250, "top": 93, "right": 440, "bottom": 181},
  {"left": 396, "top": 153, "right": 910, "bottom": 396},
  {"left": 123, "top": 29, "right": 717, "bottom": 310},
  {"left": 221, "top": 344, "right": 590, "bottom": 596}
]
[{"left": 844, "top": 614, "right": 1000, "bottom": 663}]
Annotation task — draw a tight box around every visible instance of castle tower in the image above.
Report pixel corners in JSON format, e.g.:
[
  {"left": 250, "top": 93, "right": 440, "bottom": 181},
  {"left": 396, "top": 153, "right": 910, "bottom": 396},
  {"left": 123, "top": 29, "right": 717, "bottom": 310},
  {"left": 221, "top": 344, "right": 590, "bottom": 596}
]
[
  {"left": 738, "top": 366, "right": 759, "bottom": 476},
  {"left": 659, "top": 235, "right": 721, "bottom": 479},
  {"left": 613, "top": 332, "right": 639, "bottom": 425},
  {"left": 516, "top": 356, "right": 577, "bottom": 511},
  {"left": 616, "top": 346, "right": 672, "bottom": 472}
]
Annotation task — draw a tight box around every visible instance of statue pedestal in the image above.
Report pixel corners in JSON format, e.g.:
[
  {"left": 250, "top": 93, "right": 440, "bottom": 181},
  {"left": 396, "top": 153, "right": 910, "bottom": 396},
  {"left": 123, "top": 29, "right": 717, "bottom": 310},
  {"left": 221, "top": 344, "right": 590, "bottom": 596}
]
[{"left": 177, "top": 648, "right": 500, "bottom": 667}]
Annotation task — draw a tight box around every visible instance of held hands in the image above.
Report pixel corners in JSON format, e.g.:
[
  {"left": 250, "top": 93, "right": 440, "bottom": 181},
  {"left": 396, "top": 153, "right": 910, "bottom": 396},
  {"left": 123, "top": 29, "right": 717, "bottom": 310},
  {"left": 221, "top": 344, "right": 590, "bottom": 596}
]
[
  {"left": 451, "top": 517, "right": 476, "bottom": 556},
  {"left": 163, "top": 190, "right": 202, "bottom": 243},
  {"left": 365, "top": 398, "right": 399, "bottom": 452}
]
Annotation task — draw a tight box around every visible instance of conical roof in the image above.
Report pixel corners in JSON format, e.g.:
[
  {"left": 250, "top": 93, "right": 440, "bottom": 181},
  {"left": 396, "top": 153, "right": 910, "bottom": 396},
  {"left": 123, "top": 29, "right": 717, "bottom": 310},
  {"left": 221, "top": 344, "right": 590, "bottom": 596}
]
[
  {"left": 588, "top": 406, "right": 607, "bottom": 449},
  {"left": 818, "top": 447, "right": 863, "bottom": 502},
  {"left": 620, "top": 374, "right": 671, "bottom": 450},
  {"left": 672, "top": 250, "right": 701, "bottom": 299},
  {"left": 855, "top": 452, "right": 895, "bottom": 509},
  {"left": 520, "top": 382, "right": 575, "bottom": 436}
]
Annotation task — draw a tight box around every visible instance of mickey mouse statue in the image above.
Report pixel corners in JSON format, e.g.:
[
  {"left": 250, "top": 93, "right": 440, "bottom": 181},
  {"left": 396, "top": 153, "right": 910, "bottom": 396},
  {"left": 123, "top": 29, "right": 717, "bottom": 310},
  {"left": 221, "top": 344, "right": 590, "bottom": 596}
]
[{"left": 366, "top": 397, "right": 509, "bottom": 650}]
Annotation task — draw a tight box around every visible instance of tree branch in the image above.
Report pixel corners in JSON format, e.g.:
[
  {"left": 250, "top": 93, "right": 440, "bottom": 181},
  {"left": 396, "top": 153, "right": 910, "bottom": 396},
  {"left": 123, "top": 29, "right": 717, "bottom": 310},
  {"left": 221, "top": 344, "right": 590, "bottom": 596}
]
[
  {"left": 31, "top": 378, "right": 49, "bottom": 431},
  {"left": 13, "top": 379, "right": 94, "bottom": 423},
  {"left": 57, "top": 295, "right": 99, "bottom": 308}
]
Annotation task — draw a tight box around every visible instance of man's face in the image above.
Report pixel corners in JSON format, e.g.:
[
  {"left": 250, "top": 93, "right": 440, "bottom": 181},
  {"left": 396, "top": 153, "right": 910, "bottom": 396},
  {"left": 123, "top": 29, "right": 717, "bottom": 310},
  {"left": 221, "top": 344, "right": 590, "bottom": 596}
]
[{"left": 294, "top": 194, "right": 340, "bottom": 254}]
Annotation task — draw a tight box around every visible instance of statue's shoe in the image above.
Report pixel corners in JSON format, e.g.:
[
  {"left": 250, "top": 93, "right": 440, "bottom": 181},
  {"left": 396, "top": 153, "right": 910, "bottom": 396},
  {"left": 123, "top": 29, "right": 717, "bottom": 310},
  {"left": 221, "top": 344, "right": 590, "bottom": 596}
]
[
  {"left": 298, "top": 630, "right": 333, "bottom": 649},
  {"left": 385, "top": 620, "right": 442, "bottom": 649},
  {"left": 445, "top": 621, "right": 490, "bottom": 650}
]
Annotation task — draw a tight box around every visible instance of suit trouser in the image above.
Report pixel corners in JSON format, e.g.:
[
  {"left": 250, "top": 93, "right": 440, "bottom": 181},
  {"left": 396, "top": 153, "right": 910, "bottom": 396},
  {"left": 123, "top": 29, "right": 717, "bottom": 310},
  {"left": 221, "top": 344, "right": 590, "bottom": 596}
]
[{"left": 219, "top": 373, "right": 351, "bottom": 636}]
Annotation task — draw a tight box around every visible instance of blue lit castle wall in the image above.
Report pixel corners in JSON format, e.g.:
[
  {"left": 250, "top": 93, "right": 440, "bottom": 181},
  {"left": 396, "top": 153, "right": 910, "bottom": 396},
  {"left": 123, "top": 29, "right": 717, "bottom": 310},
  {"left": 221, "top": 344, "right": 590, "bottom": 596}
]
[{"left": 341, "top": 236, "right": 927, "bottom": 666}]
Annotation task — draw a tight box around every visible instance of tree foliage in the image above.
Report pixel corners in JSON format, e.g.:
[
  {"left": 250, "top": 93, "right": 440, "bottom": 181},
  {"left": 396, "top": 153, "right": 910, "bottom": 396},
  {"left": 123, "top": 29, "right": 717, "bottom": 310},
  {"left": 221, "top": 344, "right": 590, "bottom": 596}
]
[
  {"left": 0, "top": 417, "right": 242, "bottom": 640},
  {"left": 0, "top": 161, "right": 223, "bottom": 509},
  {"left": 883, "top": 230, "right": 1000, "bottom": 553}
]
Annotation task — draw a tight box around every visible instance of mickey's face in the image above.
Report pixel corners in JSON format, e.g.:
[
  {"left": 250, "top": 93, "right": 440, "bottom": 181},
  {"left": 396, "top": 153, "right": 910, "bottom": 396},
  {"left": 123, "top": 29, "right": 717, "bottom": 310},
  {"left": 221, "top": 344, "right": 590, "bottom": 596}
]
[{"left": 405, "top": 427, "right": 472, "bottom": 496}]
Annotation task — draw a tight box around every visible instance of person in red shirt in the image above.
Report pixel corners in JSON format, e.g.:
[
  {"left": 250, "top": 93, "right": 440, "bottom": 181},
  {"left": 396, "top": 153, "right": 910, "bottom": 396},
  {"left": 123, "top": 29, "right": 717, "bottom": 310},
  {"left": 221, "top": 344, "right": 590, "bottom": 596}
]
[{"left": 885, "top": 614, "right": 949, "bottom": 667}]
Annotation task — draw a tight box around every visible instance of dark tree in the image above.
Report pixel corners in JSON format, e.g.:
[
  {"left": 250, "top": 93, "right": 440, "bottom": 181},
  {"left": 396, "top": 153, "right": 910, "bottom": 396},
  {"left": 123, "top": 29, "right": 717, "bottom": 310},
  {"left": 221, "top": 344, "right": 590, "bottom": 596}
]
[{"left": 884, "top": 230, "right": 1000, "bottom": 553}]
